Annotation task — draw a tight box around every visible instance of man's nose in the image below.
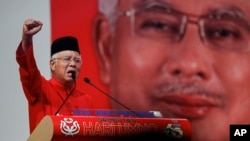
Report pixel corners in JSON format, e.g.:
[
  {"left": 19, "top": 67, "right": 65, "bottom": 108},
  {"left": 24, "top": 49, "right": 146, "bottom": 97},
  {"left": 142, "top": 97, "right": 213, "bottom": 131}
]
[
  {"left": 162, "top": 24, "right": 212, "bottom": 81},
  {"left": 68, "top": 58, "right": 77, "bottom": 66}
]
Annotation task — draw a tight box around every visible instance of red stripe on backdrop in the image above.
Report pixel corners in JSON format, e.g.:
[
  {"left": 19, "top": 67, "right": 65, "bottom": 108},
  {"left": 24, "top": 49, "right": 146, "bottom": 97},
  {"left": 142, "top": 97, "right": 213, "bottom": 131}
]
[{"left": 50, "top": 0, "right": 110, "bottom": 109}]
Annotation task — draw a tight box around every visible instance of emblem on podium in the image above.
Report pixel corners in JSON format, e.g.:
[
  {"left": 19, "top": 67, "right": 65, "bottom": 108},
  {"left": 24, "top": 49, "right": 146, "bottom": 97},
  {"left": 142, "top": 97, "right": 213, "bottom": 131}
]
[{"left": 60, "top": 117, "right": 80, "bottom": 136}]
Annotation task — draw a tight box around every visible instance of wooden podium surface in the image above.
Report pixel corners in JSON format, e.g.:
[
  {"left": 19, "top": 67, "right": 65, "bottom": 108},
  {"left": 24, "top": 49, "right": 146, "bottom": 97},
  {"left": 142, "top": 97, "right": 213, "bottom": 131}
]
[{"left": 27, "top": 114, "right": 192, "bottom": 141}]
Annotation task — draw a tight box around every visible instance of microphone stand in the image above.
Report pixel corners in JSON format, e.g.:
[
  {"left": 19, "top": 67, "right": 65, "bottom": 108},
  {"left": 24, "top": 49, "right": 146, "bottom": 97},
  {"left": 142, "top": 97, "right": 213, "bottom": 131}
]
[
  {"left": 83, "top": 77, "right": 137, "bottom": 116},
  {"left": 54, "top": 77, "right": 76, "bottom": 116}
]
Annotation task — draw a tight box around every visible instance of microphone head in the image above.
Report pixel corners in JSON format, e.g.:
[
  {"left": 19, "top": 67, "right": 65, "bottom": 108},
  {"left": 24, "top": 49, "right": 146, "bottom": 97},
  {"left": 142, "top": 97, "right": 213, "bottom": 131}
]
[
  {"left": 84, "top": 77, "right": 90, "bottom": 83},
  {"left": 70, "top": 71, "right": 76, "bottom": 81}
]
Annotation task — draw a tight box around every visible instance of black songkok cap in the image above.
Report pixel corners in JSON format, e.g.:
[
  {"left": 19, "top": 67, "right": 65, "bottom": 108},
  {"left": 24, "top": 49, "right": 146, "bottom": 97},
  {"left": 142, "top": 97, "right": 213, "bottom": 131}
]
[{"left": 51, "top": 36, "right": 80, "bottom": 56}]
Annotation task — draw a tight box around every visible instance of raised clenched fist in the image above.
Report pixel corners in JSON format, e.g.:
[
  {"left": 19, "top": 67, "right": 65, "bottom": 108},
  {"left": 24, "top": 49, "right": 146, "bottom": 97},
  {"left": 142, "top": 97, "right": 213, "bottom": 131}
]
[
  {"left": 23, "top": 19, "right": 43, "bottom": 36},
  {"left": 21, "top": 19, "right": 43, "bottom": 51}
]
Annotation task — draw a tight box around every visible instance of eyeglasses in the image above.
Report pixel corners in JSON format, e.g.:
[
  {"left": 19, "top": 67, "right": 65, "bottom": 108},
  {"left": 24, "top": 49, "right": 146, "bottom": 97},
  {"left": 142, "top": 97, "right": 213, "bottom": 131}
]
[
  {"left": 53, "top": 56, "right": 82, "bottom": 65},
  {"left": 119, "top": 3, "right": 250, "bottom": 52}
]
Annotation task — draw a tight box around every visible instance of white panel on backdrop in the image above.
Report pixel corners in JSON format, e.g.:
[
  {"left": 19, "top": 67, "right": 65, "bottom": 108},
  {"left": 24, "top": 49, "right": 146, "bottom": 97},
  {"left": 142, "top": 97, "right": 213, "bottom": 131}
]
[{"left": 0, "top": 0, "right": 50, "bottom": 141}]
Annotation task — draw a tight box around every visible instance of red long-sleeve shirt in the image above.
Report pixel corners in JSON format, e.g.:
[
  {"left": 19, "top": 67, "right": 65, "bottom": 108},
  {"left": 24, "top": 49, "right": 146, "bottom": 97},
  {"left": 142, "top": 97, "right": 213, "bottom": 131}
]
[{"left": 16, "top": 43, "right": 93, "bottom": 133}]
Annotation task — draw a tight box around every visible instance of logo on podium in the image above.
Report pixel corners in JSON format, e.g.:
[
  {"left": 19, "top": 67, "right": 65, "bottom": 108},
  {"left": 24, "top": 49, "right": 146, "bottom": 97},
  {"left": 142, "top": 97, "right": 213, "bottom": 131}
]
[{"left": 60, "top": 117, "right": 80, "bottom": 136}]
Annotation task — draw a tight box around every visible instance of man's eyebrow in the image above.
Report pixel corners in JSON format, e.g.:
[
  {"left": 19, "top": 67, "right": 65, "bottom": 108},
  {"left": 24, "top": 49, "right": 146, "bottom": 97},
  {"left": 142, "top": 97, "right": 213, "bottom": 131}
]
[
  {"left": 133, "top": 0, "right": 174, "bottom": 9},
  {"left": 132, "top": 0, "right": 249, "bottom": 21},
  {"left": 206, "top": 6, "right": 247, "bottom": 19}
]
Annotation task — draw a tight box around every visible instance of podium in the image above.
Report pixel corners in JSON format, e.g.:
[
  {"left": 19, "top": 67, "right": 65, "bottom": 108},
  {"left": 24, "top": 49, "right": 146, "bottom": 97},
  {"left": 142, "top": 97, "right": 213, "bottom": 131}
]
[{"left": 27, "top": 110, "right": 192, "bottom": 141}]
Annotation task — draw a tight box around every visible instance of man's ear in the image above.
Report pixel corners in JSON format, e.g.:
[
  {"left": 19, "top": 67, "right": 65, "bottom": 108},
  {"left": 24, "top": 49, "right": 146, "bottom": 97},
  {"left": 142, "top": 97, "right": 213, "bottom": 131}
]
[
  {"left": 50, "top": 59, "right": 56, "bottom": 72},
  {"left": 93, "top": 13, "right": 113, "bottom": 84}
]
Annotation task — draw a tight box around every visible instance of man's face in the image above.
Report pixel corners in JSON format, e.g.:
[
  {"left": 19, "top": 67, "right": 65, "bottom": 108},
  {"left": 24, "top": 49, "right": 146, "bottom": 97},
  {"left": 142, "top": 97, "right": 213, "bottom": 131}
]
[
  {"left": 95, "top": 0, "right": 250, "bottom": 141},
  {"left": 50, "top": 50, "right": 82, "bottom": 84}
]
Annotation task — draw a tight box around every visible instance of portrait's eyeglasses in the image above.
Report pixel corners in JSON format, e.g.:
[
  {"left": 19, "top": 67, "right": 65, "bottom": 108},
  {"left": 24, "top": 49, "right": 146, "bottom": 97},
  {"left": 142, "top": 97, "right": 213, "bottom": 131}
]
[
  {"left": 119, "top": 3, "right": 250, "bottom": 52},
  {"left": 53, "top": 56, "right": 82, "bottom": 65}
]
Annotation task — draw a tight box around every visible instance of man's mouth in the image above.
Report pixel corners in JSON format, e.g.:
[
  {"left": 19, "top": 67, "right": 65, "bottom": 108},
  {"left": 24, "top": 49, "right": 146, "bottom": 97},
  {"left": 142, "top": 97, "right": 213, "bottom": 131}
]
[
  {"left": 158, "top": 94, "right": 223, "bottom": 119},
  {"left": 151, "top": 82, "right": 225, "bottom": 119},
  {"left": 67, "top": 70, "right": 76, "bottom": 79}
]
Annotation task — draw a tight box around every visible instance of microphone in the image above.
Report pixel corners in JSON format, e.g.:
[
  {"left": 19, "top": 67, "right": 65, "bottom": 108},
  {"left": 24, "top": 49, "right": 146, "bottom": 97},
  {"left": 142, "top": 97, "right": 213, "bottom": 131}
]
[
  {"left": 83, "top": 77, "right": 135, "bottom": 113},
  {"left": 54, "top": 77, "right": 76, "bottom": 116},
  {"left": 71, "top": 71, "right": 76, "bottom": 81}
]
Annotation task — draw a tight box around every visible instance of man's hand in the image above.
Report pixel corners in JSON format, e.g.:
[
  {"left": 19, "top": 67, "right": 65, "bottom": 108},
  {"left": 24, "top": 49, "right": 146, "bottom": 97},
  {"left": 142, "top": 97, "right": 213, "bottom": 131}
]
[{"left": 22, "top": 19, "right": 43, "bottom": 52}]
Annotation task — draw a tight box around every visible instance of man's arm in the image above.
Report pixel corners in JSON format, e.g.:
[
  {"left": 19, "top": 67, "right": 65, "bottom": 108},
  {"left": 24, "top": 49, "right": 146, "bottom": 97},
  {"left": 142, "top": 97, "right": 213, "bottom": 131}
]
[{"left": 16, "top": 19, "right": 44, "bottom": 103}]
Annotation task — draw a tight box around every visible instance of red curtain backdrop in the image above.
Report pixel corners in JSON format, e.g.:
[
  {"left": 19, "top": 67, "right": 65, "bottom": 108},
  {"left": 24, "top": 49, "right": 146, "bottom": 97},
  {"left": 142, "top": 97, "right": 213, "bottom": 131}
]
[{"left": 50, "top": 0, "right": 110, "bottom": 109}]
